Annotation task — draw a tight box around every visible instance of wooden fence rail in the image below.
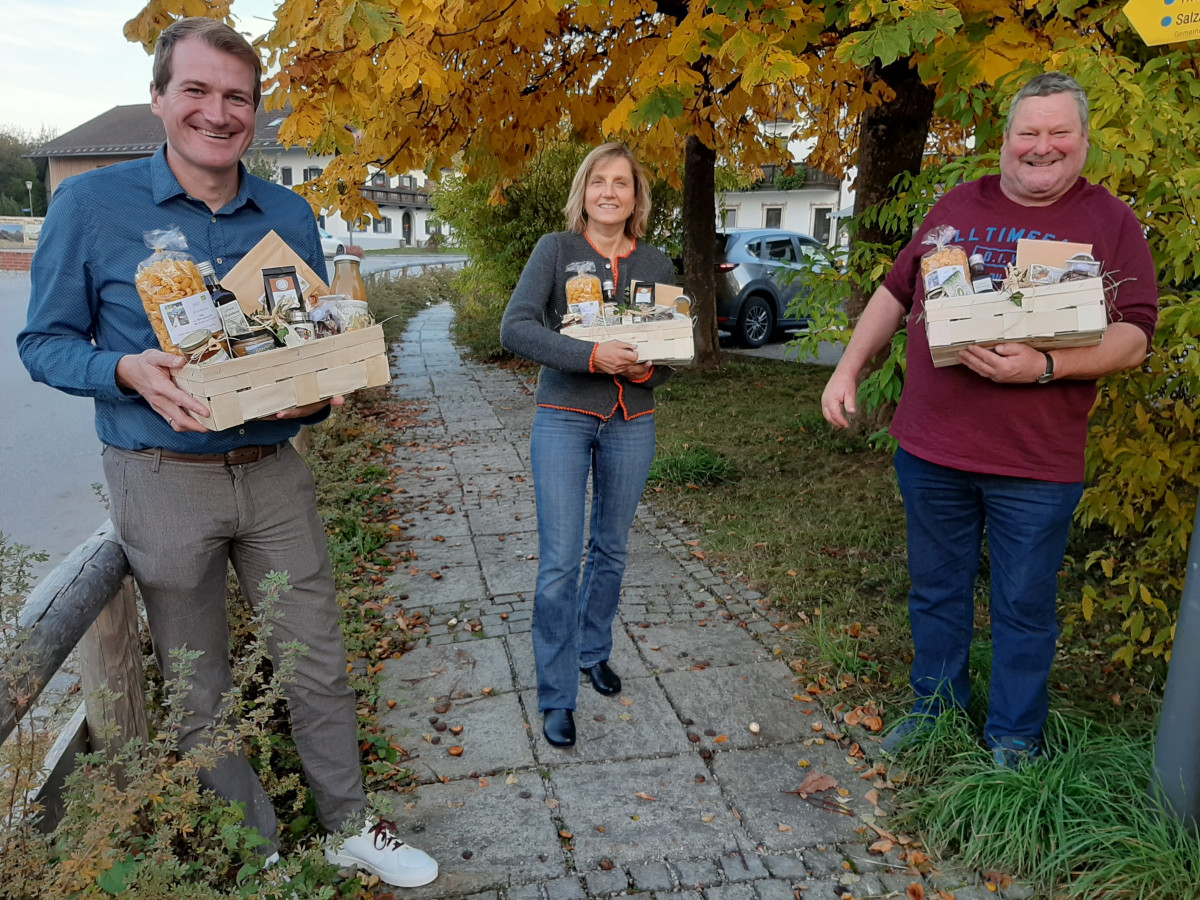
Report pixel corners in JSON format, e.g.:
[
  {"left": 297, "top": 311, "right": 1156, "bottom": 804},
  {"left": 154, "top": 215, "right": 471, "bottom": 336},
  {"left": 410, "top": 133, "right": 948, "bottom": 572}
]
[{"left": 1, "top": 520, "right": 147, "bottom": 830}]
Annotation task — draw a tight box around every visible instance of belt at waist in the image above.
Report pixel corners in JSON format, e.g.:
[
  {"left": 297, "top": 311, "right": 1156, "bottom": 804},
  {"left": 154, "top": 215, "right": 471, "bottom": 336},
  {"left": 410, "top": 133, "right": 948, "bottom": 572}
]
[{"left": 135, "top": 443, "right": 282, "bottom": 465}]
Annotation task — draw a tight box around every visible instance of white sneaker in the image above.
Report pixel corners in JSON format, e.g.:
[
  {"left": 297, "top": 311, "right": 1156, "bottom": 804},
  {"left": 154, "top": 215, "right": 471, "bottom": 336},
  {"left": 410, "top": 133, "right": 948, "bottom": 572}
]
[{"left": 325, "top": 818, "right": 439, "bottom": 887}]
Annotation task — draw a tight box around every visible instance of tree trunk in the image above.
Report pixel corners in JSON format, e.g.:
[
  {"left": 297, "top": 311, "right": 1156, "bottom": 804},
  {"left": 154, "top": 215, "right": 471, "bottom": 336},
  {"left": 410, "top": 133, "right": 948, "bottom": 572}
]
[
  {"left": 850, "top": 57, "right": 936, "bottom": 320},
  {"left": 847, "top": 58, "right": 936, "bottom": 432},
  {"left": 682, "top": 134, "right": 720, "bottom": 369}
]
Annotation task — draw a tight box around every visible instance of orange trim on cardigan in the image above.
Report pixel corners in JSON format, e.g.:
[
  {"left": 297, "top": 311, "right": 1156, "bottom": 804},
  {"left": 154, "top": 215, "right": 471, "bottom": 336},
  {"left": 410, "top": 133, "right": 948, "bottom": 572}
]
[
  {"left": 627, "top": 365, "right": 655, "bottom": 384},
  {"left": 588, "top": 342, "right": 600, "bottom": 374},
  {"left": 583, "top": 233, "right": 638, "bottom": 291}
]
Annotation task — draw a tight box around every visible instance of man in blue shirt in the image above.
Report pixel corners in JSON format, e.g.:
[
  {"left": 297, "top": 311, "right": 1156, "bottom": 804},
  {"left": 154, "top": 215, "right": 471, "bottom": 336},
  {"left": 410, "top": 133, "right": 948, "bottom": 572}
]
[{"left": 18, "top": 18, "right": 438, "bottom": 888}]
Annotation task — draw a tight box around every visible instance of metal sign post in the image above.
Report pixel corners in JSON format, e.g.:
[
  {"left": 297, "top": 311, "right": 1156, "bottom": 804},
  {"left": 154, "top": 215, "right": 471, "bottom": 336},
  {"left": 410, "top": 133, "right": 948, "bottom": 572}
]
[{"left": 1151, "top": 494, "right": 1200, "bottom": 830}]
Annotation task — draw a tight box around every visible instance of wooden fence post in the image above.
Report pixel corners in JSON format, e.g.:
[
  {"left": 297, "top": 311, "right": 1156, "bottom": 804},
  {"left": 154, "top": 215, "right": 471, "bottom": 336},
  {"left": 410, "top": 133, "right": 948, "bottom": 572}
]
[{"left": 77, "top": 576, "right": 148, "bottom": 757}]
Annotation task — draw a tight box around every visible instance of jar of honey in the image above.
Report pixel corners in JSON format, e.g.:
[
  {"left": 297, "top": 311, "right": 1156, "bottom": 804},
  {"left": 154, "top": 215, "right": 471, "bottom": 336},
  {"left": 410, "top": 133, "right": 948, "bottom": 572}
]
[{"left": 179, "top": 329, "right": 230, "bottom": 365}]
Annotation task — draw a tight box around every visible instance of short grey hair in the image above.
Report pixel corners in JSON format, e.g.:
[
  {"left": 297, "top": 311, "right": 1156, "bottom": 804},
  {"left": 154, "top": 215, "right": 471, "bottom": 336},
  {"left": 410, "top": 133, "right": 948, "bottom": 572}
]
[{"left": 1005, "top": 72, "right": 1089, "bottom": 136}]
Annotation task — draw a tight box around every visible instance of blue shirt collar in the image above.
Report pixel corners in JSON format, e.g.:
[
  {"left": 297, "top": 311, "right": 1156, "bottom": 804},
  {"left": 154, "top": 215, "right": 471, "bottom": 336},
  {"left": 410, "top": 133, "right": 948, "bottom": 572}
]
[{"left": 149, "top": 144, "right": 264, "bottom": 215}]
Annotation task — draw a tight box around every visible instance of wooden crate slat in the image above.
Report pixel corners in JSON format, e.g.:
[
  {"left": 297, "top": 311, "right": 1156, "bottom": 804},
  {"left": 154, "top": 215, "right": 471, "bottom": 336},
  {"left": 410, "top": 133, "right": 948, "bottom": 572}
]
[
  {"left": 926, "top": 279, "right": 1106, "bottom": 368},
  {"left": 175, "top": 324, "right": 390, "bottom": 428}
]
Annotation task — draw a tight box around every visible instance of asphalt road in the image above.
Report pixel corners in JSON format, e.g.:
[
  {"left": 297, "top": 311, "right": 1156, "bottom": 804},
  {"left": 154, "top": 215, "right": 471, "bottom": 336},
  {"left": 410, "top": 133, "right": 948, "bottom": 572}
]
[{"left": 1, "top": 273, "right": 109, "bottom": 573}]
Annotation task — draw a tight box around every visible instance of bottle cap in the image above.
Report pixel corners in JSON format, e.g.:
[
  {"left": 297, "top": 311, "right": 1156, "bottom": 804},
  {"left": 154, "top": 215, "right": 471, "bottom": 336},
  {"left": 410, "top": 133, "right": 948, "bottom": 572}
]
[
  {"left": 333, "top": 254, "right": 361, "bottom": 264},
  {"left": 969, "top": 253, "right": 985, "bottom": 265}
]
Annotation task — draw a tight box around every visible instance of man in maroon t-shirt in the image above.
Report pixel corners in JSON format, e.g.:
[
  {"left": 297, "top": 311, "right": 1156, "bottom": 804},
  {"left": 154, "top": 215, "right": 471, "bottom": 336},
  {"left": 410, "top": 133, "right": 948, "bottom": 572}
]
[{"left": 822, "top": 72, "right": 1158, "bottom": 768}]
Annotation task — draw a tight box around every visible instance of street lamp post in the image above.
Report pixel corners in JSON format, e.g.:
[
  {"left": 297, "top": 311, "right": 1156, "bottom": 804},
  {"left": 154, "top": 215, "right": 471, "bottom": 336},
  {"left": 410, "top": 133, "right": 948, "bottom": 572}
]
[{"left": 25, "top": 181, "right": 34, "bottom": 217}]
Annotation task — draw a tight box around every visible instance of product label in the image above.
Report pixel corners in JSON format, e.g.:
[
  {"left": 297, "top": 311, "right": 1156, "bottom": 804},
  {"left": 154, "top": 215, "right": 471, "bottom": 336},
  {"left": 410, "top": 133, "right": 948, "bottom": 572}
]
[
  {"left": 923, "top": 265, "right": 971, "bottom": 297},
  {"left": 160, "top": 291, "right": 223, "bottom": 346},
  {"left": 569, "top": 300, "right": 601, "bottom": 326}
]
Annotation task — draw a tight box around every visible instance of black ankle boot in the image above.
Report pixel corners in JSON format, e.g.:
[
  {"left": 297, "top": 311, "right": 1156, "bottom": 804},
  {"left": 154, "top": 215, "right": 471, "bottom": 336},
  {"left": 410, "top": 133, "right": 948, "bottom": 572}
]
[
  {"left": 543, "top": 708, "right": 576, "bottom": 747},
  {"left": 581, "top": 661, "right": 622, "bottom": 696}
]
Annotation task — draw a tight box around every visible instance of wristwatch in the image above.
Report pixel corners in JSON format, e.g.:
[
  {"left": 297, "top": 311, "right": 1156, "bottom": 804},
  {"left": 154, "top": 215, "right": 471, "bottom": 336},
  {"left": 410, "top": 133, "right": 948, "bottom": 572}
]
[{"left": 1036, "top": 351, "right": 1055, "bottom": 384}]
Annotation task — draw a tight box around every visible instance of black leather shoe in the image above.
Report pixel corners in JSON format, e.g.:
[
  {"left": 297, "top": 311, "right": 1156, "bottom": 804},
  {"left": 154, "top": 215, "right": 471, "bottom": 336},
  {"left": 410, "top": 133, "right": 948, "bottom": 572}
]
[
  {"left": 543, "top": 708, "right": 576, "bottom": 747},
  {"left": 582, "top": 661, "right": 622, "bottom": 696}
]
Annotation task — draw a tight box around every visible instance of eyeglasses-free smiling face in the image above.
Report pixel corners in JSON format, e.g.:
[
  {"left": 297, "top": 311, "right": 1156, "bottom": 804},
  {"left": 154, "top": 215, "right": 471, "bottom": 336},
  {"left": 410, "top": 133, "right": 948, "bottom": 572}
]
[
  {"left": 583, "top": 156, "right": 637, "bottom": 230},
  {"left": 151, "top": 37, "right": 258, "bottom": 189},
  {"left": 999, "top": 92, "right": 1089, "bottom": 207}
]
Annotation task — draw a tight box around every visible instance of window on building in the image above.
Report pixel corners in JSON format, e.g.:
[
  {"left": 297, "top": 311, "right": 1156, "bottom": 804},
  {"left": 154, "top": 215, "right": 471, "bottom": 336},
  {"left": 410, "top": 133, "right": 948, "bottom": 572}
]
[
  {"left": 763, "top": 206, "right": 783, "bottom": 229},
  {"left": 371, "top": 172, "right": 388, "bottom": 187},
  {"left": 280, "top": 167, "right": 293, "bottom": 186},
  {"left": 720, "top": 207, "right": 738, "bottom": 228},
  {"left": 812, "top": 207, "right": 832, "bottom": 244},
  {"left": 350, "top": 217, "right": 369, "bottom": 233},
  {"left": 372, "top": 216, "right": 392, "bottom": 234},
  {"left": 425, "top": 219, "right": 443, "bottom": 235},
  {"left": 303, "top": 166, "right": 323, "bottom": 182}
]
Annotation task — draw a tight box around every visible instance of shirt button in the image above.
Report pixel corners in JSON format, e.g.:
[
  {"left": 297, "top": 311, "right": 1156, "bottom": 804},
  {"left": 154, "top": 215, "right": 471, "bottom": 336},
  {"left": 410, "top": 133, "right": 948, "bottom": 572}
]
[
  {"left": 211, "top": 216, "right": 217, "bottom": 223},
  {"left": 216, "top": 257, "right": 223, "bottom": 264},
  {"left": 605, "top": 262, "right": 612, "bottom": 269},
  {"left": 238, "top": 428, "right": 245, "bottom": 435}
]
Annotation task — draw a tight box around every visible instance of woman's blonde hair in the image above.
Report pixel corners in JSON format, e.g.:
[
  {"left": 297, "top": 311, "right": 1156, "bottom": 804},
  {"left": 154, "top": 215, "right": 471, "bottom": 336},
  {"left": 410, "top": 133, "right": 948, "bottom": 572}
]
[{"left": 563, "top": 143, "right": 652, "bottom": 239}]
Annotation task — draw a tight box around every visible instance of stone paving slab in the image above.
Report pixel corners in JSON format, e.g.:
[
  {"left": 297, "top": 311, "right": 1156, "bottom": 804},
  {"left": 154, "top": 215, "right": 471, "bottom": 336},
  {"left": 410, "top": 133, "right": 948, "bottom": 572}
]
[
  {"left": 390, "top": 777, "right": 565, "bottom": 898},
  {"left": 629, "top": 621, "right": 774, "bottom": 672},
  {"left": 552, "top": 756, "right": 743, "bottom": 867},
  {"left": 466, "top": 500, "right": 539, "bottom": 535},
  {"left": 383, "top": 637, "right": 515, "bottom": 701},
  {"left": 658, "top": 663, "right": 825, "bottom": 750},
  {"left": 388, "top": 561, "right": 488, "bottom": 604},
  {"left": 711, "top": 745, "right": 872, "bottom": 849},
  {"left": 383, "top": 690, "right": 536, "bottom": 784}
]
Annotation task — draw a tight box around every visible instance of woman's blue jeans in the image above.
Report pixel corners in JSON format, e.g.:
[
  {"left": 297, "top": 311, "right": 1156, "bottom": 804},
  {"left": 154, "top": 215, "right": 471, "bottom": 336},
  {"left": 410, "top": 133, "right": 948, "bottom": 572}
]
[
  {"left": 893, "top": 447, "right": 1083, "bottom": 743},
  {"left": 529, "top": 406, "right": 656, "bottom": 711}
]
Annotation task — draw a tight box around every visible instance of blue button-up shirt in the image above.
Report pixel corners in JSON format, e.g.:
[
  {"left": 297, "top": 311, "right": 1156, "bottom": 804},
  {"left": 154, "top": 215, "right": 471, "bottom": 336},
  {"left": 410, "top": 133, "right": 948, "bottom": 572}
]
[{"left": 18, "top": 146, "right": 330, "bottom": 453}]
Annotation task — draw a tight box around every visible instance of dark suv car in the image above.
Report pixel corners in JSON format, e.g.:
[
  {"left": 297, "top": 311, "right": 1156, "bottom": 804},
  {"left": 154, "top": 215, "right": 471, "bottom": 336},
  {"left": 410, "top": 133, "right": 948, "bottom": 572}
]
[{"left": 716, "top": 228, "right": 831, "bottom": 347}]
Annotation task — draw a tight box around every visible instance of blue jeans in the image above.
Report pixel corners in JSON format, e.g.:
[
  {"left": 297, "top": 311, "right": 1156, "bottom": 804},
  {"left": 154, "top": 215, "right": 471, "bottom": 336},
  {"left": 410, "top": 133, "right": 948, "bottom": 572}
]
[
  {"left": 529, "top": 406, "right": 656, "bottom": 711},
  {"left": 893, "top": 447, "right": 1083, "bottom": 744}
]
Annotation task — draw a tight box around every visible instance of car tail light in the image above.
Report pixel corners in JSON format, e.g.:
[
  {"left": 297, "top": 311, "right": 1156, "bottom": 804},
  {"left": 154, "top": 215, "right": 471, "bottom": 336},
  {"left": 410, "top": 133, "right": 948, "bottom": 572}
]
[{"left": 715, "top": 262, "right": 738, "bottom": 273}]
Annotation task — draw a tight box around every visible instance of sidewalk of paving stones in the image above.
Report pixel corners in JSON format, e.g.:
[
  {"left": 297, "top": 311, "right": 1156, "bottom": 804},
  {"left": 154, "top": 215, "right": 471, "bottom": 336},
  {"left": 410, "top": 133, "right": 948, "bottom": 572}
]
[{"left": 368, "top": 304, "right": 1030, "bottom": 900}]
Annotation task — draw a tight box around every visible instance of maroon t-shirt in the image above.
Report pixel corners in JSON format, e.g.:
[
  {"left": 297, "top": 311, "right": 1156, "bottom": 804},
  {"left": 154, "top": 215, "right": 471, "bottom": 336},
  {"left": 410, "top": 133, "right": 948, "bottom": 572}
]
[{"left": 883, "top": 175, "right": 1158, "bottom": 483}]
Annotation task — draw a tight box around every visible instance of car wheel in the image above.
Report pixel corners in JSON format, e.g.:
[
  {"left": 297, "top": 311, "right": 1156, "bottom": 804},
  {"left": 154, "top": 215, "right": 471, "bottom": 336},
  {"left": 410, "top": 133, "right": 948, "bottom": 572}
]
[
  {"left": 336, "top": 244, "right": 345, "bottom": 255},
  {"left": 736, "top": 296, "right": 774, "bottom": 348}
]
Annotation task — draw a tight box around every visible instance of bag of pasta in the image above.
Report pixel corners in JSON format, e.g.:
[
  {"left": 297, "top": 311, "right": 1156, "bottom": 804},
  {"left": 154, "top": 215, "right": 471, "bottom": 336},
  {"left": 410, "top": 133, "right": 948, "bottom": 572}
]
[
  {"left": 564, "top": 261, "right": 603, "bottom": 325},
  {"left": 134, "top": 226, "right": 223, "bottom": 355},
  {"left": 919, "top": 225, "right": 971, "bottom": 298}
]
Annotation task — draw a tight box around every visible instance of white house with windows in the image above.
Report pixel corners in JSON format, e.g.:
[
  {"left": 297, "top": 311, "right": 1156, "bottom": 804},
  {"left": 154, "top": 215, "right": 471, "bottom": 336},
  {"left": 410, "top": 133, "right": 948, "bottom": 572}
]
[
  {"left": 30, "top": 105, "right": 448, "bottom": 251},
  {"left": 717, "top": 125, "right": 853, "bottom": 248}
]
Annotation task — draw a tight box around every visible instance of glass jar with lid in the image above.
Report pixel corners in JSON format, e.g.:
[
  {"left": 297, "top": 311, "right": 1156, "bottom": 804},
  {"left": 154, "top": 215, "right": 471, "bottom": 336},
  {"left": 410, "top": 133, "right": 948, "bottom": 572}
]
[
  {"left": 179, "top": 329, "right": 231, "bottom": 365},
  {"left": 329, "top": 254, "right": 368, "bottom": 304}
]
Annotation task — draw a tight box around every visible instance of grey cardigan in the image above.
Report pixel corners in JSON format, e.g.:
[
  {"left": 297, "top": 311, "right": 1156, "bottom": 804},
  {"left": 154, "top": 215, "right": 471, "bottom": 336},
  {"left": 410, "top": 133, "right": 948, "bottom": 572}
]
[{"left": 500, "top": 231, "right": 677, "bottom": 419}]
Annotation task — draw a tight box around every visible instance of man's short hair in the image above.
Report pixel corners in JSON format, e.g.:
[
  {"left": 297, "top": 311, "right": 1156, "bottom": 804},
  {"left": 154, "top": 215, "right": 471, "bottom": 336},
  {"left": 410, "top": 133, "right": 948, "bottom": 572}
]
[
  {"left": 1005, "top": 72, "right": 1089, "bottom": 136},
  {"left": 152, "top": 17, "right": 262, "bottom": 109}
]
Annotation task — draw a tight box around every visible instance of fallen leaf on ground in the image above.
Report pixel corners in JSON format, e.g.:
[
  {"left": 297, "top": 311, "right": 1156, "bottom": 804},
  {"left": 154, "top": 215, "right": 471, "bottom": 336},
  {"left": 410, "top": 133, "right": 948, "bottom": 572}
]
[
  {"left": 448, "top": 746, "right": 464, "bottom": 756},
  {"left": 506, "top": 774, "right": 519, "bottom": 785},
  {"left": 869, "top": 839, "right": 894, "bottom": 853},
  {"left": 620, "top": 696, "right": 634, "bottom": 707},
  {"left": 713, "top": 734, "right": 729, "bottom": 743},
  {"left": 906, "top": 885, "right": 926, "bottom": 900},
  {"left": 634, "top": 792, "right": 657, "bottom": 801},
  {"left": 786, "top": 772, "right": 839, "bottom": 796},
  {"left": 778, "top": 823, "right": 793, "bottom": 832},
  {"left": 865, "top": 789, "right": 879, "bottom": 807},
  {"left": 701, "top": 813, "right": 716, "bottom": 823}
]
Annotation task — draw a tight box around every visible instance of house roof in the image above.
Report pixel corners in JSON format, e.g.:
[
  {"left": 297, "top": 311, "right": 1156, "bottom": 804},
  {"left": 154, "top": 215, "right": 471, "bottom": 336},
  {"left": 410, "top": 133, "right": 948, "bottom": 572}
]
[{"left": 28, "top": 104, "right": 289, "bottom": 159}]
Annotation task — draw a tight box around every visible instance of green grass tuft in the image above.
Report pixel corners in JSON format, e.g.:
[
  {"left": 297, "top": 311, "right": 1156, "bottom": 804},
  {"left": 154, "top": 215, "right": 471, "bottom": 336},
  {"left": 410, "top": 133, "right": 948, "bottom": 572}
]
[
  {"left": 649, "top": 444, "right": 734, "bottom": 486},
  {"left": 894, "top": 712, "right": 1200, "bottom": 899}
]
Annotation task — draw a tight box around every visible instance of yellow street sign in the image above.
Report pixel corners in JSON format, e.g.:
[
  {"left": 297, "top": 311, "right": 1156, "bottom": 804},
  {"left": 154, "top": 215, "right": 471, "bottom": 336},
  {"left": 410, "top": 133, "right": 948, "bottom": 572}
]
[{"left": 1124, "top": 0, "right": 1200, "bottom": 45}]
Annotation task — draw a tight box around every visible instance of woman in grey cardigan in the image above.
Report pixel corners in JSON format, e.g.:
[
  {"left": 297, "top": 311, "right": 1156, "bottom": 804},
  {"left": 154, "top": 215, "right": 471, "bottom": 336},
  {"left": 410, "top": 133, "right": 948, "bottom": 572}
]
[{"left": 500, "top": 143, "right": 676, "bottom": 748}]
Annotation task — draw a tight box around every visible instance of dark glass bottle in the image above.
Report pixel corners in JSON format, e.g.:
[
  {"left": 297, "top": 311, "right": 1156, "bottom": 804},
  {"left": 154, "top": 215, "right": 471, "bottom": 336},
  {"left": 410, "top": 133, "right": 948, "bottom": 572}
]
[{"left": 198, "top": 260, "right": 254, "bottom": 338}]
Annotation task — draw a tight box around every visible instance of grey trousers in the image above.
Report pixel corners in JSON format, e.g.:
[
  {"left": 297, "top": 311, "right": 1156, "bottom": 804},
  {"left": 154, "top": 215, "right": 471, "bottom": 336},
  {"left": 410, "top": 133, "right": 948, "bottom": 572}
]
[{"left": 102, "top": 443, "right": 367, "bottom": 851}]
